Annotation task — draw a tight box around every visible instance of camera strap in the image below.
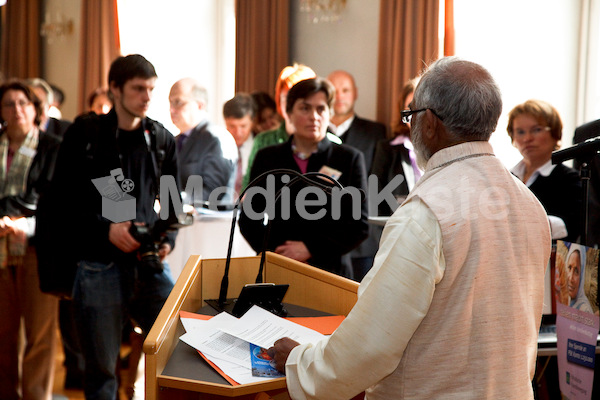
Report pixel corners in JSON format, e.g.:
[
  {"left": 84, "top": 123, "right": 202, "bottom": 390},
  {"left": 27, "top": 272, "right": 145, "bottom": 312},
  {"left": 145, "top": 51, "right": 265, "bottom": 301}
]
[{"left": 144, "top": 121, "right": 167, "bottom": 200}]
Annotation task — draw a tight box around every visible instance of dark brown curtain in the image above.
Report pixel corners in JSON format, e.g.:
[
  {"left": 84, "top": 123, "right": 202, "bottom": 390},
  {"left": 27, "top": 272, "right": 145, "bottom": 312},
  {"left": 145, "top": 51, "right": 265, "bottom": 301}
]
[
  {"left": 1, "top": 0, "right": 41, "bottom": 79},
  {"left": 77, "top": 0, "right": 120, "bottom": 114},
  {"left": 376, "top": 0, "right": 454, "bottom": 132},
  {"left": 235, "top": 0, "right": 289, "bottom": 96}
]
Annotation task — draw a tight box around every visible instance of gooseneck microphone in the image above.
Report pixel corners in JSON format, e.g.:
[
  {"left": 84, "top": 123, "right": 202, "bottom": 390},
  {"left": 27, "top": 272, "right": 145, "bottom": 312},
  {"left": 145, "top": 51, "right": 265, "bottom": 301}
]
[
  {"left": 215, "top": 169, "right": 349, "bottom": 309},
  {"left": 551, "top": 135, "right": 600, "bottom": 164}
]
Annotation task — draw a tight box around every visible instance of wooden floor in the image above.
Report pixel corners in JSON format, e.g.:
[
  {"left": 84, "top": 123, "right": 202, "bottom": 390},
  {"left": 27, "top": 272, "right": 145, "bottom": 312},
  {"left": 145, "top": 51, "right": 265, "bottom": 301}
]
[{"left": 52, "top": 330, "right": 144, "bottom": 400}]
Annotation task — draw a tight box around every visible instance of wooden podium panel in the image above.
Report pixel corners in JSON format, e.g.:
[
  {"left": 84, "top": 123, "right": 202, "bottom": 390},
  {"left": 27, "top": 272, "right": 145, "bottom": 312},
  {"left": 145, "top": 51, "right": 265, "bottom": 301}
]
[{"left": 143, "top": 252, "right": 359, "bottom": 400}]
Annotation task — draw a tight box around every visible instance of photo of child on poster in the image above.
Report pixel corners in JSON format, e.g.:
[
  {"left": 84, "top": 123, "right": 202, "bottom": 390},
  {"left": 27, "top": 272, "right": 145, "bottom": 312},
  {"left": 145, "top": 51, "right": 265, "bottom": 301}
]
[{"left": 555, "top": 241, "right": 599, "bottom": 400}]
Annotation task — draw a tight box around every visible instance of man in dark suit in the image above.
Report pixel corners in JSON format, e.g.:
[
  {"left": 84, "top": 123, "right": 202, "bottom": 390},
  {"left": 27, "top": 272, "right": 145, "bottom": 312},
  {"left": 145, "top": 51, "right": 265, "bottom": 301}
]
[
  {"left": 327, "top": 70, "right": 387, "bottom": 172},
  {"left": 573, "top": 120, "right": 600, "bottom": 248},
  {"left": 169, "top": 78, "right": 237, "bottom": 205},
  {"left": 327, "top": 70, "right": 387, "bottom": 281}
]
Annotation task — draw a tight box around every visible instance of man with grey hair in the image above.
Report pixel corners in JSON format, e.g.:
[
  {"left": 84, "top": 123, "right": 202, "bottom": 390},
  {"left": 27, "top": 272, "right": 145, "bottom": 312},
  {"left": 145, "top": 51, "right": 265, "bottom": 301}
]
[
  {"left": 267, "top": 57, "right": 551, "bottom": 399},
  {"left": 169, "top": 78, "right": 237, "bottom": 204},
  {"left": 27, "top": 77, "right": 71, "bottom": 140}
]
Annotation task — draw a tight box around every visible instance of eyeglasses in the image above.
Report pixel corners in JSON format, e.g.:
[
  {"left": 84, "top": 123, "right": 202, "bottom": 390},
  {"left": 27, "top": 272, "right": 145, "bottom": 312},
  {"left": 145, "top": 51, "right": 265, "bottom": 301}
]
[
  {"left": 401, "top": 108, "right": 444, "bottom": 124},
  {"left": 512, "top": 126, "right": 551, "bottom": 137},
  {"left": 1, "top": 99, "right": 32, "bottom": 109}
]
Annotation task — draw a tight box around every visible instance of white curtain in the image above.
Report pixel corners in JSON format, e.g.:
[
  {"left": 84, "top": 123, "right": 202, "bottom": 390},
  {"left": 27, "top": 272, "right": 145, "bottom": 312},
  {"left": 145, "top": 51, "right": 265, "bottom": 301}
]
[{"left": 577, "top": 0, "right": 600, "bottom": 126}]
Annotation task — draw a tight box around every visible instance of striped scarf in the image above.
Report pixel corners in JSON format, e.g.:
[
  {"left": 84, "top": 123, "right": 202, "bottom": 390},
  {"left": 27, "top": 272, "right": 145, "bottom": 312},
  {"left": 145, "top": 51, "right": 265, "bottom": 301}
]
[{"left": 0, "top": 127, "right": 39, "bottom": 268}]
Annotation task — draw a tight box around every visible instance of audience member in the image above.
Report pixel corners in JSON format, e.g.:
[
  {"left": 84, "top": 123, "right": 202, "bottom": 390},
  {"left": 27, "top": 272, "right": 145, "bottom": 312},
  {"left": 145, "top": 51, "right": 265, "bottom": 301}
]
[
  {"left": 169, "top": 78, "right": 237, "bottom": 205},
  {"left": 267, "top": 57, "right": 551, "bottom": 399},
  {"left": 239, "top": 77, "right": 368, "bottom": 279},
  {"left": 30, "top": 78, "right": 81, "bottom": 388},
  {"left": 327, "top": 70, "right": 387, "bottom": 172},
  {"left": 241, "top": 64, "right": 325, "bottom": 190},
  {"left": 507, "top": 99, "right": 582, "bottom": 242},
  {"left": 573, "top": 117, "right": 600, "bottom": 247},
  {"left": 371, "top": 77, "right": 421, "bottom": 217},
  {"left": 49, "top": 83, "right": 65, "bottom": 119},
  {"left": 327, "top": 70, "right": 387, "bottom": 280},
  {"left": 27, "top": 78, "right": 71, "bottom": 140},
  {"left": 36, "top": 54, "right": 179, "bottom": 399},
  {"left": 88, "top": 87, "right": 113, "bottom": 115},
  {"left": 0, "top": 80, "right": 60, "bottom": 400},
  {"left": 250, "top": 91, "right": 280, "bottom": 135},
  {"left": 223, "top": 93, "right": 256, "bottom": 197}
]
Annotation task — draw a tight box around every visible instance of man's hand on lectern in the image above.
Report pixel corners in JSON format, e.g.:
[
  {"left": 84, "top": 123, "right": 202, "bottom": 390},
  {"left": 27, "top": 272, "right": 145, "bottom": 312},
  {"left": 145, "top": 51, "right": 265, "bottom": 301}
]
[
  {"left": 267, "top": 337, "right": 300, "bottom": 374},
  {"left": 274, "top": 240, "right": 311, "bottom": 262}
]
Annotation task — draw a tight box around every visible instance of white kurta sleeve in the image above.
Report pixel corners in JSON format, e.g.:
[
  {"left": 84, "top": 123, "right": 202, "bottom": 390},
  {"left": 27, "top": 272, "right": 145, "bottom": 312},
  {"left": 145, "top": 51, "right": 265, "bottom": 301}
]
[{"left": 284, "top": 197, "right": 445, "bottom": 400}]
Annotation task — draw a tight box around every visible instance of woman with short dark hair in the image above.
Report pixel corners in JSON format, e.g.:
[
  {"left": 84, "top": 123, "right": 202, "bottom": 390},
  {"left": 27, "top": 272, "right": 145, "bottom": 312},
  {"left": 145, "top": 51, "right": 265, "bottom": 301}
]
[
  {"left": 239, "top": 78, "right": 368, "bottom": 279},
  {"left": 0, "top": 79, "right": 59, "bottom": 400}
]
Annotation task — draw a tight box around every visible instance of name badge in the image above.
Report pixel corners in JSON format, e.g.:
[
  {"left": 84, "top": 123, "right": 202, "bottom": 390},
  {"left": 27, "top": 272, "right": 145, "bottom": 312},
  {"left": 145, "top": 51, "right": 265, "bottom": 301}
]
[
  {"left": 18, "top": 146, "right": 37, "bottom": 158},
  {"left": 318, "top": 165, "right": 342, "bottom": 180}
]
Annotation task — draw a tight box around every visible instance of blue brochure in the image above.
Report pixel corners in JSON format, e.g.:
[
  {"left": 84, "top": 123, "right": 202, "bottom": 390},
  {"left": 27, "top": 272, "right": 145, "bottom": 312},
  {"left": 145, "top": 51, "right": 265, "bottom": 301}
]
[{"left": 250, "top": 343, "right": 284, "bottom": 378}]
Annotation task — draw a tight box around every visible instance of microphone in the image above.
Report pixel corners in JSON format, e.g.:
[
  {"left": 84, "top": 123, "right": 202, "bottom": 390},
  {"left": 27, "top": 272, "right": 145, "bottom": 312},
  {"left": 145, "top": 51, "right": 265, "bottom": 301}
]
[
  {"left": 552, "top": 135, "right": 600, "bottom": 164},
  {"left": 206, "top": 168, "right": 354, "bottom": 315},
  {"left": 254, "top": 170, "right": 351, "bottom": 284}
]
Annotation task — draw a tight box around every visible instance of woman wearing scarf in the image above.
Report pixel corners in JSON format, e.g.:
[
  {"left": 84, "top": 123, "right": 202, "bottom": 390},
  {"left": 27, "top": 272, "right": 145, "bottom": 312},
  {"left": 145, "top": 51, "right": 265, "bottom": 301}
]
[
  {"left": 566, "top": 243, "right": 593, "bottom": 313},
  {"left": 0, "top": 80, "right": 59, "bottom": 400}
]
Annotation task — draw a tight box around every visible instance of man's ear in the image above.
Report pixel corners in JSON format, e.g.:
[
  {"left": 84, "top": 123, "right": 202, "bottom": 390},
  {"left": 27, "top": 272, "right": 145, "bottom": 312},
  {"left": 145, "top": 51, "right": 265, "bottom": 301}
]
[
  {"left": 196, "top": 99, "right": 207, "bottom": 112},
  {"left": 423, "top": 109, "right": 439, "bottom": 141},
  {"left": 109, "top": 82, "right": 120, "bottom": 99}
]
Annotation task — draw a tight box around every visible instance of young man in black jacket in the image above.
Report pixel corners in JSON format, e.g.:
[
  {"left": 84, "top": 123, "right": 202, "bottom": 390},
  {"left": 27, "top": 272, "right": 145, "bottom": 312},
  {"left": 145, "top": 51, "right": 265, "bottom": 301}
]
[{"left": 37, "top": 54, "right": 180, "bottom": 399}]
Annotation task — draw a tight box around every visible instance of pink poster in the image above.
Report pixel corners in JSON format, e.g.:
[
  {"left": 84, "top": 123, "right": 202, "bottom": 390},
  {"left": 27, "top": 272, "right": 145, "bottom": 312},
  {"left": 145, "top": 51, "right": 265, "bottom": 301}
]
[{"left": 555, "top": 241, "right": 599, "bottom": 400}]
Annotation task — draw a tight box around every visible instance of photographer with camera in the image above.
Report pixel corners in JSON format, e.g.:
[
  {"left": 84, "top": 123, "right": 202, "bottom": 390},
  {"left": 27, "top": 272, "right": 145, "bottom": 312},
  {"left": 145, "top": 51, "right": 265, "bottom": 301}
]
[{"left": 36, "top": 54, "right": 180, "bottom": 399}]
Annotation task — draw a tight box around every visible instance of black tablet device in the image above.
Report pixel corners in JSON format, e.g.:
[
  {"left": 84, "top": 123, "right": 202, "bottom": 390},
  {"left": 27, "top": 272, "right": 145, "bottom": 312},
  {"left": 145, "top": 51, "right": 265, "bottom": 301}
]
[{"left": 230, "top": 283, "right": 289, "bottom": 317}]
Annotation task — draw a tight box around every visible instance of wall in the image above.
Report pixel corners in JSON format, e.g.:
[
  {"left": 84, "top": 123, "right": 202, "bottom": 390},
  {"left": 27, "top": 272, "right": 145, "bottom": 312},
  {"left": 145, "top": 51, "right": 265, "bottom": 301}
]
[
  {"left": 289, "top": 0, "right": 381, "bottom": 122},
  {"left": 41, "top": 0, "right": 81, "bottom": 121}
]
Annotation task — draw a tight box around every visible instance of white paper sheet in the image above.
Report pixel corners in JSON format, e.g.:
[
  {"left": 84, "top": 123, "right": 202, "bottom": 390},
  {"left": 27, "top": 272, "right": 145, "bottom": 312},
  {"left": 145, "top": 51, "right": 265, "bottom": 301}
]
[
  {"left": 179, "top": 306, "right": 324, "bottom": 384},
  {"left": 220, "top": 305, "right": 325, "bottom": 348}
]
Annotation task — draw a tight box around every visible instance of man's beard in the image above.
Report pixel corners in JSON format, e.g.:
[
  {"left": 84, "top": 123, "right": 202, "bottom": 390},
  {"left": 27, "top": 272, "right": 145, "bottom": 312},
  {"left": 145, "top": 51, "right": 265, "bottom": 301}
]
[{"left": 410, "top": 124, "right": 431, "bottom": 170}]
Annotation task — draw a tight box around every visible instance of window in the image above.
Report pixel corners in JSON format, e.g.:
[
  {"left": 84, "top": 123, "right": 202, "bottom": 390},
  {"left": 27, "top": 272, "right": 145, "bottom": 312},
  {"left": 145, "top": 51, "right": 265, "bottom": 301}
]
[
  {"left": 454, "top": 0, "right": 580, "bottom": 167},
  {"left": 117, "top": 0, "right": 235, "bottom": 134}
]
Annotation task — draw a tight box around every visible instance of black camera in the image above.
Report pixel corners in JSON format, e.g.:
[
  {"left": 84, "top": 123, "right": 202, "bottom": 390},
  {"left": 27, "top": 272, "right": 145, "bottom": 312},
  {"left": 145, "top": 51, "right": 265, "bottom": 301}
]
[
  {"left": 128, "top": 212, "right": 194, "bottom": 274},
  {"left": 129, "top": 223, "right": 165, "bottom": 274}
]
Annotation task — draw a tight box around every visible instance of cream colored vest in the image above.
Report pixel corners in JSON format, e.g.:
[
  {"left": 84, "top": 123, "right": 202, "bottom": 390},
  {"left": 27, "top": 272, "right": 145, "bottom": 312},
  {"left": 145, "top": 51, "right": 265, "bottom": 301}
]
[{"left": 368, "top": 142, "right": 551, "bottom": 399}]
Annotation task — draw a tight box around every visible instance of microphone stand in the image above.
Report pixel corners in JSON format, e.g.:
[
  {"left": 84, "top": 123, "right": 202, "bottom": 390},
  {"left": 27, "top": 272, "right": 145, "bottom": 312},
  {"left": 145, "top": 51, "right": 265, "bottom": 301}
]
[
  {"left": 552, "top": 136, "right": 600, "bottom": 246},
  {"left": 212, "top": 169, "right": 344, "bottom": 311},
  {"left": 580, "top": 162, "right": 590, "bottom": 246}
]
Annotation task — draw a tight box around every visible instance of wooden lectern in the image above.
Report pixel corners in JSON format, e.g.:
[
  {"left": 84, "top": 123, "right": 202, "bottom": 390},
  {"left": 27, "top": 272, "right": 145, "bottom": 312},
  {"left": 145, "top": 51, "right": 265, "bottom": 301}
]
[{"left": 143, "top": 252, "right": 359, "bottom": 399}]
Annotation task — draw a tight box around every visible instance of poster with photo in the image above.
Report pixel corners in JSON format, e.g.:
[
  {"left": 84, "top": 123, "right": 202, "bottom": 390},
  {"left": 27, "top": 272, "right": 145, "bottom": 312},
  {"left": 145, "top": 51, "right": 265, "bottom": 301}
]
[{"left": 554, "top": 241, "right": 599, "bottom": 400}]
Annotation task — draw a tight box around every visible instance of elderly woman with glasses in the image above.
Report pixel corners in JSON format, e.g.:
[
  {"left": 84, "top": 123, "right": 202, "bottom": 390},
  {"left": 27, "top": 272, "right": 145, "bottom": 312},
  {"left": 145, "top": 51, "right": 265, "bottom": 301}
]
[
  {"left": 507, "top": 99, "right": 582, "bottom": 242},
  {"left": 0, "top": 80, "right": 61, "bottom": 400}
]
